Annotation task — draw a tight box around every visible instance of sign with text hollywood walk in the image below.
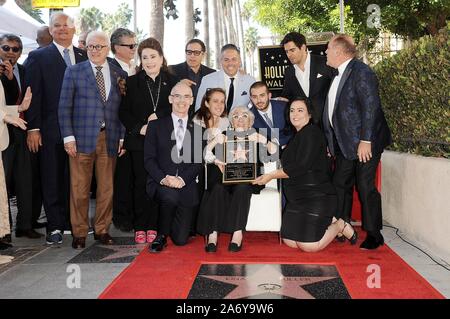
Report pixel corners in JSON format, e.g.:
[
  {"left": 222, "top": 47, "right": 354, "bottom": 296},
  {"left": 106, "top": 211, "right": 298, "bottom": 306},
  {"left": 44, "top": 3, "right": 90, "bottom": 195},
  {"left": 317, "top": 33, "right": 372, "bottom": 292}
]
[{"left": 258, "top": 43, "right": 328, "bottom": 98}]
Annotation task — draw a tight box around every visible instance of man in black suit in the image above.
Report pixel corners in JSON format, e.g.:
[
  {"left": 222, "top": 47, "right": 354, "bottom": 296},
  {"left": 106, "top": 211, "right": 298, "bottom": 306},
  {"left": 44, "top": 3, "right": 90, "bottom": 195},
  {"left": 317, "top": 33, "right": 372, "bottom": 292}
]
[
  {"left": 109, "top": 28, "right": 138, "bottom": 232},
  {"left": 0, "top": 34, "right": 43, "bottom": 239},
  {"left": 144, "top": 82, "right": 203, "bottom": 252},
  {"left": 280, "top": 32, "right": 333, "bottom": 128},
  {"left": 323, "top": 34, "right": 392, "bottom": 250},
  {"left": 24, "top": 12, "right": 88, "bottom": 245},
  {"left": 168, "top": 39, "right": 215, "bottom": 117}
]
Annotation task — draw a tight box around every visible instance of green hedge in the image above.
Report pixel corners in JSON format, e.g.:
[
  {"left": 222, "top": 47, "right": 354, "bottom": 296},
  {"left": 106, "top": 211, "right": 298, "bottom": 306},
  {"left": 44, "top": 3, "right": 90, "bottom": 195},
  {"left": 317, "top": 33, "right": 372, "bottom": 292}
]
[{"left": 374, "top": 27, "right": 450, "bottom": 158}]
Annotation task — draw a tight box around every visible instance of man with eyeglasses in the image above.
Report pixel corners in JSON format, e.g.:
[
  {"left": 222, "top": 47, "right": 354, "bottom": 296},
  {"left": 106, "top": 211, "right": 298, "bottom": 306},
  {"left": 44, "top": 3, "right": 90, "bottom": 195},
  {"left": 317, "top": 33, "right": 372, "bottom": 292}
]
[
  {"left": 0, "top": 34, "right": 43, "bottom": 241},
  {"left": 144, "top": 82, "right": 203, "bottom": 253},
  {"left": 168, "top": 39, "right": 215, "bottom": 116},
  {"left": 108, "top": 28, "right": 137, "bottom": 233},
  {"left": 24, "top": 12, "right": 88, "bottom": 245},
  {"left": 58, "top": 31, "right": 127, "bottom": 249},
  {"left": 195, "top": 44, "right": 255, "bottom": 114}
]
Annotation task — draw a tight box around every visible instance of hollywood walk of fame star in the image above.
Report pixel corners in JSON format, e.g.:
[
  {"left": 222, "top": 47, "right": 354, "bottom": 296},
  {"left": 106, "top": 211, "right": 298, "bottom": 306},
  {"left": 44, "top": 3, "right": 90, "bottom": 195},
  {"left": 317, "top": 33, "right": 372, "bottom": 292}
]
[
  {"left": 231, "top": 144, "right": 249, "bottom": 162},
  {"left": 98, "top": 244, "right": 146, "bottom": 262},
  {"left": 201, "top": 264, "right": 337, "bottom": 299}
]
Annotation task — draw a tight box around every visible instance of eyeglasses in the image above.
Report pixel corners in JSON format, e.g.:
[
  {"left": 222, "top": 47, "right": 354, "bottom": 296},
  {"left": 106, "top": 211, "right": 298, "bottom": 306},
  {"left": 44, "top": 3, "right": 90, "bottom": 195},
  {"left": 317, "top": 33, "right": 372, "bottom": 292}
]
[
  {"left": 86, "top": 44, "right": 109, "bottom": 52},
  {"left": 232, "top": 113, "right": 249, "bottom": 120},
  {"left": 118, "top": 43, "right": 138, "bottom": 49},
  {"left": 1, "top": 45, "right": 21, "bottom": 53},
  {"left": 171, "top": 94, "right": 193, "bottom": 100},
  {"left": 185, "top": 50, "right": 203, "bottom": 56}
]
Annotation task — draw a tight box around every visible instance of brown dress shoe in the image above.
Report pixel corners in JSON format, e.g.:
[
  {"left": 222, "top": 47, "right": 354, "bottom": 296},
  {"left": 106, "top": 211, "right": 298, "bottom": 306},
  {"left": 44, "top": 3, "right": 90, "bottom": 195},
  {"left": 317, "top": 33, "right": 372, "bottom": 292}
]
[
  {"left": 94, "top": 233, "right": 114, "bottom": 245},
  {"left": 72, "top": 237, "right": 86, "bottom": 249}
]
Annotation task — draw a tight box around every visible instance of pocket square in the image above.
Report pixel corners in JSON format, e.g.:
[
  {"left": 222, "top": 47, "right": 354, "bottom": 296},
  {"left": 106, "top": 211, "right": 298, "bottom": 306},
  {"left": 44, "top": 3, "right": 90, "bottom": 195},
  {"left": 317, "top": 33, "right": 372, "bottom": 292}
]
[
  {"left": 317, "top": 73, "right": 323, "bottom": 78},
  {"left": 241, "top": 91, "right": 248, "bottom": 96}
]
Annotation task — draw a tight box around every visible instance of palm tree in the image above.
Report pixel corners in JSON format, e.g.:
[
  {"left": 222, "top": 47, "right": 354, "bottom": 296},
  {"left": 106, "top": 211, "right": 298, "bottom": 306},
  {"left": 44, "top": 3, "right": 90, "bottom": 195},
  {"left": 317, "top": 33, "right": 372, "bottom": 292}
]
[
  {"left": 212, "top": 0, "right": 221, "bottom": 68},
  {"left": 149, "top": 0, "right": 164, "bottom": 46},
  {"left": 244, "top": 27, "right": 259, "bottom": 77},
  {"left": 203, "top": 0, "right": 210, "bottom": 67},
  {"left": 78, "top": 7, "right": 104, "bottom": 33},
  {"left": 185, "top": 0, "right": 194, "bottom": 43},
  {"left": 234, "top": 0, "right": 246, "bottom": 71}
]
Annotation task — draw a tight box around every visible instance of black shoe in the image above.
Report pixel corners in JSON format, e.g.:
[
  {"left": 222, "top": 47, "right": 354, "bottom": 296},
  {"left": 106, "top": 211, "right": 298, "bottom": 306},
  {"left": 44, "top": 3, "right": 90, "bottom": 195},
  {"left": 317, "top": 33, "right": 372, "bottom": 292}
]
[
  {"left": 32, "top": 222, "right": 47, "bottom": 229},
  {"left": 228, "top": 242, "right": 242, "bottom": 252},
  {"left": 360, "top": 234, "right": 384, "bottom": 250},
  {"left": 336, "top": 235, "right": 346, "bottom": 243},
  {"left": 0, "top": 241, "right": 12, "bottom": 250},
  {"left": 2, "top": 234, "right": 11, "bottom": 243},
  {"left": 342, "top": 222, "right": 358, "bottom": 245},
  {"left": 72, "top": 237, "right": 86, "bottom": 249},
  {"left": 149, "top": 235, "right": 167, "bottom": 253},
  {"left": 205, "top": 242, "right": 217, "bottom": 253},
  {"left": 15, "top": 229, "right": 44, "bottom": 239}
]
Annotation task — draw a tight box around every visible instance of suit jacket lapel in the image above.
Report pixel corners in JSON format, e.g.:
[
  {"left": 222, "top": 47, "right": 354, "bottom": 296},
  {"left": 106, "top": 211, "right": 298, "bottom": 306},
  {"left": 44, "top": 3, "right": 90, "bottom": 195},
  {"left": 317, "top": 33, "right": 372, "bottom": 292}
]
[
  {"left": 74, "top": 47, "right": 86, "bottom": 64},
  {"left": 49, "top": 43, "right": 67, "bottom": 70},
  {"left": 333, "top": 59, "right": 354, "bottom": 115},
  {"left": 309, "top": 55, "right": 319, "bottom": 96}
]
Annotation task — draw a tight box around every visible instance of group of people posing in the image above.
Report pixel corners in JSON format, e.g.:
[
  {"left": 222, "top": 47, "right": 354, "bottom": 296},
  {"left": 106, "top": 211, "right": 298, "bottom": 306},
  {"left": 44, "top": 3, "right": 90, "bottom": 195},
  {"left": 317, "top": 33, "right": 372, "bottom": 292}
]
[{"left": 0, "top": 12, "right": 391, "bottom": 257}]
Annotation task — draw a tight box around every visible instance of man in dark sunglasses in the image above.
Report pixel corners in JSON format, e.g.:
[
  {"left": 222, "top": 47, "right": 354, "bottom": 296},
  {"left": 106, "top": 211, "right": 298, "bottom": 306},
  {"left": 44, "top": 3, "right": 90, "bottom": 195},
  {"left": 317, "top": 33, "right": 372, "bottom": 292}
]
[
  {"left": 168, "top": 38, "right": 215, "bottom": 118},
  {"left": 0, "top": 34, "right": 44, "bottom": 240},
  {"left": 108, "top": 28, "right": 137, "bottom": 233}
]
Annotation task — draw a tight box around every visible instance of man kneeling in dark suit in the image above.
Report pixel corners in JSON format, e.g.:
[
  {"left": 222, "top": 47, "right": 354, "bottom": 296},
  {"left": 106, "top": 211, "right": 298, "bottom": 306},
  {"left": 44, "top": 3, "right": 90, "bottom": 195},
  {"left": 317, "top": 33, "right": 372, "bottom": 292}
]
[{"left": 144, "top": 82, "right": 203, "bottom": 252}]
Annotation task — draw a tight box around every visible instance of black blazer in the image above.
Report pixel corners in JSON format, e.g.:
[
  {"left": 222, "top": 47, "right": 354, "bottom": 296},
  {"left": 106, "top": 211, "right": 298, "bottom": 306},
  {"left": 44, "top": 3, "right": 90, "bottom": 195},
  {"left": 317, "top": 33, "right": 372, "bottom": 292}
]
[
  {"left": 322, "top": 58, "right": 392, "bottom": 160},
  {"left": 1, "top": 63, "right": 27, "bottom": 144},
  {"left": 23, "top": 43, "right": 87, "bottom": 143},
  {"left": 144, "top": 115, "right": 203, "bottom": 206},
  {"left": 168, "top": 61, "right": 215, "bottom": 114},
  {"left": 119, "top": 69, "right": 178, "bottom": 151},
  {"left": 281, "top": 54, "right": 333, "bottom": 127}
]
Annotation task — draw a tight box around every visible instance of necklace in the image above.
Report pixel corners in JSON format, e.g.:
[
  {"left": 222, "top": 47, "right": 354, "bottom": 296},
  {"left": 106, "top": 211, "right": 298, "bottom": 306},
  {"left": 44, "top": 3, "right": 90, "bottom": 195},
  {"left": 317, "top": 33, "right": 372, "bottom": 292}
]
[{"left": 146, "top": 75, "right": 161, "bottom": 112}]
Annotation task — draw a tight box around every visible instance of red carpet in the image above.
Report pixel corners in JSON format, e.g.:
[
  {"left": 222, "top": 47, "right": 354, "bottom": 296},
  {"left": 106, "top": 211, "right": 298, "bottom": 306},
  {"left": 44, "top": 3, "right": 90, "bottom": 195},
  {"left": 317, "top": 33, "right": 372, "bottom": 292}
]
[{"left": 99, "top": 231, "right": 444, "bottom": 299}]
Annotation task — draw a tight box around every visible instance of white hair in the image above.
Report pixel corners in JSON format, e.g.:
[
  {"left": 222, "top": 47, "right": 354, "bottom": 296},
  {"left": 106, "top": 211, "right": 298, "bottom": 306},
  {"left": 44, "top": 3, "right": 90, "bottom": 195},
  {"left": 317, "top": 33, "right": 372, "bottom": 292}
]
[
  {"left": 86, "top": 31, "right": 110, "bottom": 46},
  {"left": 49, "top": 12, "right": 74, "bottom": 28}
]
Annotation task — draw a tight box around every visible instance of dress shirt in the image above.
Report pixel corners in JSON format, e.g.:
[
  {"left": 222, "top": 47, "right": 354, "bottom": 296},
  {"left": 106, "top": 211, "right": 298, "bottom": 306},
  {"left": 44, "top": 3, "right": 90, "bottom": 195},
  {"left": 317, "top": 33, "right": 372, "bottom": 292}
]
[
  {"left": 171, "top": 112, "right": 188, "bottom": 152},
  {"left": 294, "top": 52, "right": 311, "bottom": 97},
  {"left": 53, "top": 41, "right": 76, "bottom": 66},
  {"left": 327, "top": 58, "right": 352, "bottom": 127},
  {"left": 115, "top": 57, "right": 136, "bottom": 76},
  {"left": 223, "top": 72, "right": 239, "bottom": 97},
  {"left": 257, "top": 103, "right": 274, "bottom": 127},
  {"left": 13, "top": 64, "right": 21, "bottom": 92}
]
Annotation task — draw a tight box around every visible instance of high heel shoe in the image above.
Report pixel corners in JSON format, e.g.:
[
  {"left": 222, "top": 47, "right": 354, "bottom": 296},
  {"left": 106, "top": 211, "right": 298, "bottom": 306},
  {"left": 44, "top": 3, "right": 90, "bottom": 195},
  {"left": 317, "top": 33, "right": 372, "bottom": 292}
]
[
  {"left": 342, "top": 222, "right": 358, "bottom": 245},
  {"left": 204, "top": 235, "right": 217, "bottom": 253},
  {"left": 228, "top": 241, "right": 242, "bottom": 252}
]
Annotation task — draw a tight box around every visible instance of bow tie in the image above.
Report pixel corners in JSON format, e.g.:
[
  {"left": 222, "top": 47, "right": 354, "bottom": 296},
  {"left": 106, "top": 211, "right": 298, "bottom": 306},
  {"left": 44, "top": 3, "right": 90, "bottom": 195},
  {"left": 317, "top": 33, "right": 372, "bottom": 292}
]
[{"left": 331, "top": 68, "right": 339, "bottom": 76}]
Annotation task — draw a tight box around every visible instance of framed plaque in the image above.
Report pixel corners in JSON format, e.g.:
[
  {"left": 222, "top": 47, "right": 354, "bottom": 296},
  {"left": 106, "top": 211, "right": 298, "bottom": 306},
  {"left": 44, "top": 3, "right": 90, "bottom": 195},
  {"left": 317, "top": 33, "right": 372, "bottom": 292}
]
[{"left": 222, "top": 139, "right": 257, "bottom": 184}]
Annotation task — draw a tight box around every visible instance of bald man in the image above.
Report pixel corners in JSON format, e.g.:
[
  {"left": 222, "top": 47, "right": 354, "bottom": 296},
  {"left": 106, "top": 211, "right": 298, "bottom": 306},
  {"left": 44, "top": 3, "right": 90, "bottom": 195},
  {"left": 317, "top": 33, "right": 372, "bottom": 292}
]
[
  {"left": 36, "top": 26, "right": 53, "bottom": 48},
  {"left": 144, "top": 82, "right": 203, "bottom": 252}
]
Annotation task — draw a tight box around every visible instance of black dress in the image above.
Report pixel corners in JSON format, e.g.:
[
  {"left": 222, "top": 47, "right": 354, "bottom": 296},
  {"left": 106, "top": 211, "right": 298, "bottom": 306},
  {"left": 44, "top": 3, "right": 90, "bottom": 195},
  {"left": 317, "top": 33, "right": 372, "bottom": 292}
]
[
  {"left": 280, "top": 123, "right": 337, "bottom": 242},
  {"left": 196, "top": 130, "right": 270, "bottom": 235}
]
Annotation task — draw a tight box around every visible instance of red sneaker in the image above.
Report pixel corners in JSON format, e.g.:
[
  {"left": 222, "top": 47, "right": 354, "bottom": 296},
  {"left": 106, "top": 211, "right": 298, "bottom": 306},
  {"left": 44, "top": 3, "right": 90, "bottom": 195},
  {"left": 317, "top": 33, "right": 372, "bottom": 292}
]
[
  {"left": 135, "top": 231, "right": 146, "bottom": 244},
  {"left": 147, "top": 230, "right": 157, "bottom": 243}
]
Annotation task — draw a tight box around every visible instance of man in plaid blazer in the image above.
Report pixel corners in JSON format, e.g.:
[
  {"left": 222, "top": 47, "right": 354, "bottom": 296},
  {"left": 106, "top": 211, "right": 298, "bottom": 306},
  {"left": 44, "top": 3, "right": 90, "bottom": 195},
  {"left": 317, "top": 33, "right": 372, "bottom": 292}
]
[{"left": 58, "top": 31, "right": 127, "bottom": 249}]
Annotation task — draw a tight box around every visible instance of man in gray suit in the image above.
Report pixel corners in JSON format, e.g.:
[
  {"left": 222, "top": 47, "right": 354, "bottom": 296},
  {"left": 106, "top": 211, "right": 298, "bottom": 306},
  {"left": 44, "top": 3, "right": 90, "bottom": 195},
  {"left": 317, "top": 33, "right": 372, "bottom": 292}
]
[{"left": 195, "top": 44, "right": 255, "bottom": 113}]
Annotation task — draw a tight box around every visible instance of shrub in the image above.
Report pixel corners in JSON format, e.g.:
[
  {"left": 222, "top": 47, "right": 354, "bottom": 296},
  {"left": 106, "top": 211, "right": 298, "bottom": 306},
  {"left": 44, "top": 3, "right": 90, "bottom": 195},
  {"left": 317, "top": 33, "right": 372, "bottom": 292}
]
[{"left": 374, "top": 27, "right": 450, "bottom": 158}]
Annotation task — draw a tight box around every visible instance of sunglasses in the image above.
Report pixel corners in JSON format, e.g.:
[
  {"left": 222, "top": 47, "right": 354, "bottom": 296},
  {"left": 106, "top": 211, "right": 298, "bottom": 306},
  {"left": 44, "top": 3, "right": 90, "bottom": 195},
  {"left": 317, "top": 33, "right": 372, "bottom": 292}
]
[
  {"left": 1, "top": 45, "right": 21, "bottom": 53},
  {"left": 118, "top": 43, "right": 138, "bottom": 49},
  {"left": 185, "top": 50, "right": 203, "bottom": 56}
]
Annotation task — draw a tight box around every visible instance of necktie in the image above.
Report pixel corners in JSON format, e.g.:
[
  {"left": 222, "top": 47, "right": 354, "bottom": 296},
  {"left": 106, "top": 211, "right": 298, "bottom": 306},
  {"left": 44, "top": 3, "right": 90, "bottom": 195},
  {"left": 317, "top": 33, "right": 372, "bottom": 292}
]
[
  {"left": 263, "top": 113, "right": 274, "bottom": 128},
  {"left": 95, "top": 66, "right": 107, "bottom": 102},
  {"left": 63, "top": 48, "right": 72, "bottom": 66},
  {"left": 176, "top": 119, "right": 184, "bottom": 153},
  {"left": 226, "top": 77, "right": 235, "bottom": 113}
]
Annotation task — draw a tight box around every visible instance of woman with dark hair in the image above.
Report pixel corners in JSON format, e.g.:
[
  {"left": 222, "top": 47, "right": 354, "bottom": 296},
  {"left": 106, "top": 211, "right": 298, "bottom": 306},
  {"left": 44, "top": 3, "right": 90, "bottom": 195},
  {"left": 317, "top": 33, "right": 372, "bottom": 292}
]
[
  {"left": 253, "top": 98, "right": 357, "bottom": 252},
  {"left": 119, "top": 37, "right": 178, "bottom": 244}
]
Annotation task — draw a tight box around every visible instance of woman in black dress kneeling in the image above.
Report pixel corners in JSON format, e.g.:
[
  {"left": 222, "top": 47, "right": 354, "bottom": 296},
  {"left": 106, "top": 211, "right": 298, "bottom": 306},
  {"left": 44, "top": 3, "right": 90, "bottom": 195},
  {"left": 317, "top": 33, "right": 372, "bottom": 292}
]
[{"left": 253, "top": 98, "right": 357, "bottom": 252}]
